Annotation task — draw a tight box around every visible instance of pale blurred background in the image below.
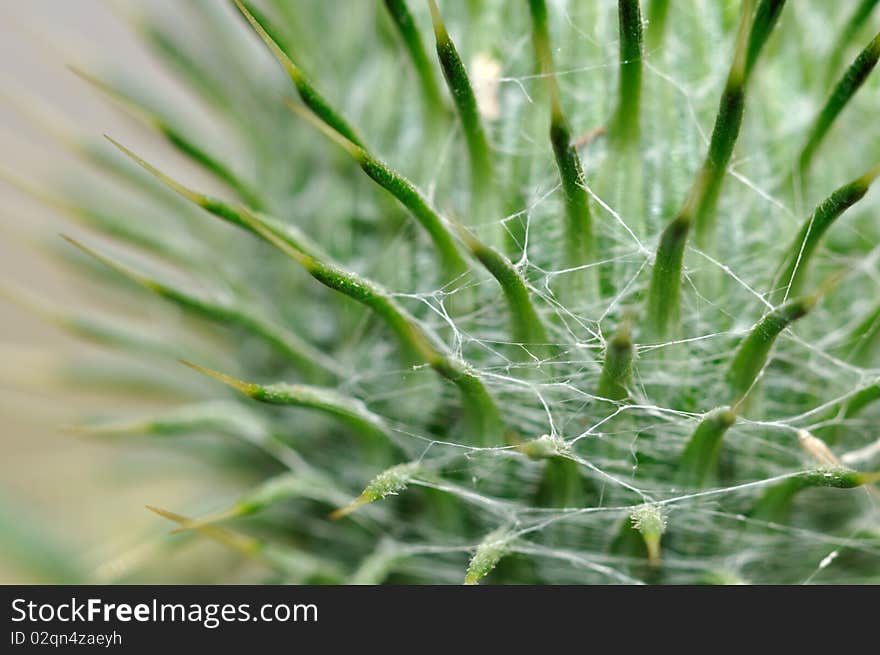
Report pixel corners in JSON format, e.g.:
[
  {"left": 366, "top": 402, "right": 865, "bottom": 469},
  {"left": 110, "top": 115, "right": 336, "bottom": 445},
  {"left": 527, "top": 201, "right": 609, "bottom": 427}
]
[{"left": 0, "top": 0, "right": 254, "bottom": 583}]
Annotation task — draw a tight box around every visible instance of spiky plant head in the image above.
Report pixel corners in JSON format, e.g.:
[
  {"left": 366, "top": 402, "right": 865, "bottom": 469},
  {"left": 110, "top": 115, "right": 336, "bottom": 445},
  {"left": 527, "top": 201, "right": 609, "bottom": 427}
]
[{"left": 1, "top": 0, "right": 880, "bottom": 584}]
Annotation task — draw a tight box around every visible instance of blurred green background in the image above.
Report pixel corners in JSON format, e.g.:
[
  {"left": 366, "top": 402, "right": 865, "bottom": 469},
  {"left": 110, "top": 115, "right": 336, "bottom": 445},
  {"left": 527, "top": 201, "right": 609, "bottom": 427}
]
[{"left": 0, "top": 0, "right": 257, "bottom": 584}]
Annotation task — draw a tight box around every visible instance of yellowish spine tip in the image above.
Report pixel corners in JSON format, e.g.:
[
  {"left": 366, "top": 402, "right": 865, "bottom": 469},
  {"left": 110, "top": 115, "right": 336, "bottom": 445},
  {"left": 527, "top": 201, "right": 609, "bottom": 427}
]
[
  {"left": 60, "top": 422, "right": 128, "bottom": 438},
  {"left": 179, "top": 360, "right": 259, "bottom": 396},
  {"left": 103, "top": 135, "right": 206, "bottom": 205},
  {"left": 169, "top": 505, "right": 244, "bottom": 534},
  {"left": 147, "top": 505, "right": 262, "bottom": 556},
  {"left": 855, "top": 471, "right": 880, "bottom": 486},
  {"left": 644, "top": 533, "right": 662, "bottom": 566},
  {"left": 0, "top": 164, "right": 75, "bottom": 215},
  {"left": 857, "top": 162, "right": 880, "bottom": 189},
  {"left": 812, "top": 270, "right": 847, "bottom": 303},
  {"left": 0, "top": 283, "right": 59, "bottom": 325},
  {"left": 447, "top": 213, "right": 482, "bottom": 254},
  {"left": 611, "top": 316, "right": 633, "bottom": 348},
  {"left": 235, "top": 207, "right": 310, "bottom": 267},
  {"left": 145, "top": 505, "right": 194, "bottom": 527},
  {"left": 232, "top": 0, "right": 303, "bottom": 83},
  {"left": 0, "top": 75, "right": 81, "bottom": 152},
  {"left": 60, "top": 234, "right": 148, "bottom": 287},
  {"left": 329, "top": 494, "right": 372, "bottom": 521},
  {"left": 284, "top": 99, "right": 365, "bottom": 161},
  {"left": 547, "top": 76, "right": 565, "bottom": 126},
  {"left": 69, "top": 66, "right": 160, "bottom": 129},
  {"left": 67, "top": 65, "right": 110, "bottom": 94},
  {"left": 60, "top": 234, "right": 92, "bottom": 254},
  {"left": 728, "top": 0, "right": 754, "bottom": 86},
  {"left": 427, "top": 0, "right": 448, "bottom": 42},
  {"left": 797, "top": 429, "right": 840, "bottom": 468}
]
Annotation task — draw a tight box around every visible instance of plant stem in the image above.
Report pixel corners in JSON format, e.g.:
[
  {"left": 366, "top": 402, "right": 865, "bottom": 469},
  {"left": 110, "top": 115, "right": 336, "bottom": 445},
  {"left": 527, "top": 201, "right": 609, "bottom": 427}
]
[
  {"left": 610, "top": 0, "right": 644, "bottom": 150},
  {"left": 773, "top": 163, "right": 880, "bottom": 302},
  {"left": 750, "top": 468, "right": 879, "bottom": 522},
  {"left": 284, "top": 100, "right": 467, "bottom": 280},
  {"left": 823, "top": 0, "right": 879, "bottom": 87},
  {"left": 232, "top": 0, "right": 366, "bottom": 147},
  {"left": 529, "top": 0, "right": 596, "bottom": 300},
  {"left": 727, "top": 294, "right": 817, "bottom": 403},
  {"left": 182, "top": 361, "right": 392, "bottom": 444},
  {"left": 646, "top": 213, "right": 689, "bottom": 337},
  {"left": 647, "top": 0, "right": 787, "bottom": 335},
  {"left": 384, "top": 0, "right": 446, "bottom": 126},
  {"left": 677, "top": 407, "right": 736, "bottom": 488},
  {"left": 798, "top": 32, "right": 880, "bottom": 176},
  {"left": 427, "top": 0, "right": 495, "bottom": 229},
  {"left": 597, "top": 321, "right": 636, "bottom": 401},
  {"left": 455, "top": 224, "right": 553, "bottom": 357}
]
